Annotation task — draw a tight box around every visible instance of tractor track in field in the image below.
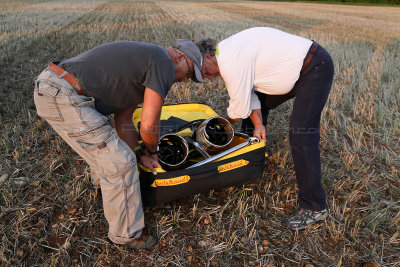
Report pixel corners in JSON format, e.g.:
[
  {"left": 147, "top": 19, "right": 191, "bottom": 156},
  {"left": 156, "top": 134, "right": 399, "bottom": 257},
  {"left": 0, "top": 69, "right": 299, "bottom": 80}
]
[
  {"left": 200, "top": 2, "right": 327, "bottom": 33},
  {"left": 0, "top": 1, "right": 189, "bottom": 123}
]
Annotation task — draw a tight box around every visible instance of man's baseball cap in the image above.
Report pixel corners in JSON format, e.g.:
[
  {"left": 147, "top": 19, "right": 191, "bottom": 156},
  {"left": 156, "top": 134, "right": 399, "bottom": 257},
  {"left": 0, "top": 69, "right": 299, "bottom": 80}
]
[{"left": 172, "top": 39, "right": 203, "bottom": 83}]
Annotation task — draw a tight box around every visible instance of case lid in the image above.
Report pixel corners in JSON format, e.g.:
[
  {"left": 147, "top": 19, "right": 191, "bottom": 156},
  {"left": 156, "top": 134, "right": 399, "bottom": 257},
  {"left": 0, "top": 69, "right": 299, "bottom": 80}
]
[{"left": 133, "top": 103, "right": 219, "bottom": 136}]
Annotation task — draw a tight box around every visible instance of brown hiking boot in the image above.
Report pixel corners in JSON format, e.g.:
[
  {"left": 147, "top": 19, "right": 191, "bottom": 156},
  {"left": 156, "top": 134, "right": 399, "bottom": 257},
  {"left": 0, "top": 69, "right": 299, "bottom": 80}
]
[{"left": 125, "top": 234, "right": 157, "bottom": 250}]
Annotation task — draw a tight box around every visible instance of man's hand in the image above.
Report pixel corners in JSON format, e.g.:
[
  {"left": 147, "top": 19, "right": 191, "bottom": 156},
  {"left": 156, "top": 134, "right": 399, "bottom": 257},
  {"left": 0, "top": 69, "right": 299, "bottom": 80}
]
[
  {"left": 138, "top": 153, "right": 161, "bottom": 175},
  {"left": 253, "top": 124, "right": 266, "bottom": 141},
  {"left": 249, "top": 109, "right": 266, "bottom": 141}
]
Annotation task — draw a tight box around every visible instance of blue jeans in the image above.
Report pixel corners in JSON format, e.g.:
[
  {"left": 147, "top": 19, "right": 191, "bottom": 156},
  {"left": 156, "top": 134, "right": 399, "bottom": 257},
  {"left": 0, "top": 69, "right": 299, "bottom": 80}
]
[{"left": 242, "top": 44, "right": 334, "bottom": 211}]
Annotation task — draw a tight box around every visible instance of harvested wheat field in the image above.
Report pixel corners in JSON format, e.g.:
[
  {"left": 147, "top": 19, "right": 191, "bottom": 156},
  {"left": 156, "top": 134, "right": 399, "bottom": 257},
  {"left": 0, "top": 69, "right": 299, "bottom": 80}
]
[{"left": 0, "top": 0, "right": 399, "bottom": 266}]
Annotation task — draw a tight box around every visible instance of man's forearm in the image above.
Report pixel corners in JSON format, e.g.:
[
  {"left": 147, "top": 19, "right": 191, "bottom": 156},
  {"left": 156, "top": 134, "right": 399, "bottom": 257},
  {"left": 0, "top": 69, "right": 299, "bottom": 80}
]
[
  {"left": 115, "top": 119, "right": 139, "bottom": 150},
  {"left": 249, "top": 109, "right": 266, "bottom": 141},
  {"left": 225, "top": 109, "right": 263, "bottom": 125},
  {"left": 139, "top": 87, "right": 163, "bottom": 153},
  {"left": 140, "top": 125, "right": 159, "bottom": 153},
  {"left": 114, "top": 108, "right": 140, "bottom": 151},
  {"left": 225, "top": 116, "right": 241, "bottom": 124},
  {"left": 249, "top": 109, "right": 263, "bottom": 127},
  {"left": 114, "top": 114, "right": 159, "bottom": 153}
]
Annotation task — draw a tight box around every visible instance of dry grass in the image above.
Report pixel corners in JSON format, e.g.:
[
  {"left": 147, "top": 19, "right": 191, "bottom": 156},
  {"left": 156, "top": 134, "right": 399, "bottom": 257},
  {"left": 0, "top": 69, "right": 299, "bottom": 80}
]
[{"left": 0, "top": 0, "right": 399, "bottom": 266}]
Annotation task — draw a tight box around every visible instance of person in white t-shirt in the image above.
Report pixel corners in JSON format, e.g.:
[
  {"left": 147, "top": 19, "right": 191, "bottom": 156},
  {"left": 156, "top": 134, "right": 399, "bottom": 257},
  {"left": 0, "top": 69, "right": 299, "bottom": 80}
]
[{"left": 196, "top": 27, "right": 334, "bottom": 230}]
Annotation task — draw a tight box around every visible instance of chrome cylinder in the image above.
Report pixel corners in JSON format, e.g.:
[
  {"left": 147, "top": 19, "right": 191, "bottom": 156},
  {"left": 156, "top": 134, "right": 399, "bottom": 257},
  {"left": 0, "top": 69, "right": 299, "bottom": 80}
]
[
  {"left": 158, "top": 134, "right": 189, "bottom": 170},
  {"left": 194, "top": 116, "right": 234, "bottom": 153}
]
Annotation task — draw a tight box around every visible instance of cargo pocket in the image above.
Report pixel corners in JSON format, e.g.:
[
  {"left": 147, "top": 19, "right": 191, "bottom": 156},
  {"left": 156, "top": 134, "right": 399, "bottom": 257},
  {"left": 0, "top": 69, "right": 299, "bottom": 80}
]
[
  {"left": 34, "top": 81, "right": 64, "bottom": 122},
  {"left": 96, "top": 136, "right": 136, "bottom": 179},
  {"left": 70, "top": 124, "right": 134, "bottom": 178},
  {"left": 70, "top": 94, "right": 95, "bottom": 107},
  {"left": 69, "top": 122, "right": 113, "bottom": 154},
  {"left": 65, "top": 93, "right": 96, "bottom": 121}
]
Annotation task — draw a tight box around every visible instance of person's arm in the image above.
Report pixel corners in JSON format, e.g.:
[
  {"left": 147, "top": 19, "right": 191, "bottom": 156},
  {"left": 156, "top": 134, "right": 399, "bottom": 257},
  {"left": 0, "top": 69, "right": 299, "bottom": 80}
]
[
  {"left": 225, "top": 117, "right": 241, "bottom": 124},
  {"left": 114, "top": 107, "right": 139, "bottom": 150},
  {"left": 220, "top": 59, "right": 264, "bottom": 141},
  {"left": 226, "top": 91, "right": 261, "bottom": 123},
  {"left": 113, "top": 89, "right": 163, "bottom": 152},
  {"left": 219, "top": 58, "right": 258, "bottom": 120},
  {"left": 113, "top": 87, "right": 163, "bottom": 175},
  {"left": 140, "top": 87, "right": 163, "bottom": 153},
  {"left": 249, "top": 109, "right": 266, "bottom": 141},
  {"left": 138, "top": 87, "right": 164, "bottom": 174}
]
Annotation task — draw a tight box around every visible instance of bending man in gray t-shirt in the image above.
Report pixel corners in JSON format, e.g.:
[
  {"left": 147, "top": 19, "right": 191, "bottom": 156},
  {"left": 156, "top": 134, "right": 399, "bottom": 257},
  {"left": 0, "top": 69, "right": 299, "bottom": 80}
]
[{"left": 34, "top": 39, "right": 203, "bottom": 249}]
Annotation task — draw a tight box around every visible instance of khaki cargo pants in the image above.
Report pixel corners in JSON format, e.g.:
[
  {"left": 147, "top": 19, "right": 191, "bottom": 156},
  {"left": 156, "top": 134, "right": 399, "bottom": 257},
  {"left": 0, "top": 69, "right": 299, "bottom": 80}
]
[{"left": 33, "top": 67, "right": 144, "bottom": 244}]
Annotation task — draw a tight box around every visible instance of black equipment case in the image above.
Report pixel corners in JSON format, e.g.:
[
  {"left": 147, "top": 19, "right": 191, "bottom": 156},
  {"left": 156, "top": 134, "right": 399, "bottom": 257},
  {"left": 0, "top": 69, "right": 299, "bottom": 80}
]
[{"left": 133, "top": 104, "right": 267, "bottom": 207}]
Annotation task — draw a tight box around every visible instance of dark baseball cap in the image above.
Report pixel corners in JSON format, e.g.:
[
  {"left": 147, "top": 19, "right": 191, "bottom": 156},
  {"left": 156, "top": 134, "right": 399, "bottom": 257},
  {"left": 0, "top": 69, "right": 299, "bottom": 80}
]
[{"left": 172, "top": 39, "right": 203, "bottom": 83}]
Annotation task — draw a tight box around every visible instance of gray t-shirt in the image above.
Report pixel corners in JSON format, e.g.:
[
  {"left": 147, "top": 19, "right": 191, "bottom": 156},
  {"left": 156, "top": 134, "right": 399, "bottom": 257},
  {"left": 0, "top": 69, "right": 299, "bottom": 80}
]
[{"left": 60, "top": 41, "right": 175, "bottom": 115}]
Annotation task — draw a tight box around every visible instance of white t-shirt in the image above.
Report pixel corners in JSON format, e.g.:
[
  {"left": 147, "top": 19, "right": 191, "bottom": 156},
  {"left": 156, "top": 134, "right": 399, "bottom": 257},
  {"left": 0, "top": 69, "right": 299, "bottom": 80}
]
[{"left": 216, "top": 27, "right": 312, "bottom": 119}]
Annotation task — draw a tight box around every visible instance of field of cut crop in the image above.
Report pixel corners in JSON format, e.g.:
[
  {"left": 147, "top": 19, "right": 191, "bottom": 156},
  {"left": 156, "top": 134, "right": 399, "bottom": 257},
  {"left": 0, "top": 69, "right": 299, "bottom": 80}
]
[{"left": 0, "top": 0, "right": 399, "bottom": 266}]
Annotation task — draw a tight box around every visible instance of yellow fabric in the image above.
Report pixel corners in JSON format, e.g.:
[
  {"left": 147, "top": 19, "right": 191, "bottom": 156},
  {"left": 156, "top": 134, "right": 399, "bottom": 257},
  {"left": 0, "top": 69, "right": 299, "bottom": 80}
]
[
  {"left": 133, "top": 103, "right": 218, "bottom": 136},
  {"left": 133, "top": 103, "right": 267, "bottom": 172}
]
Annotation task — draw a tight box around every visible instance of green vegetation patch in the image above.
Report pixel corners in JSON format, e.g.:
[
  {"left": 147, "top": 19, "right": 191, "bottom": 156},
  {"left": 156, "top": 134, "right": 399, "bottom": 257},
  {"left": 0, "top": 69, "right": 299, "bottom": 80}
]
[{"left": 257, "top": 0, "right": 399, "bottom": 6}]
